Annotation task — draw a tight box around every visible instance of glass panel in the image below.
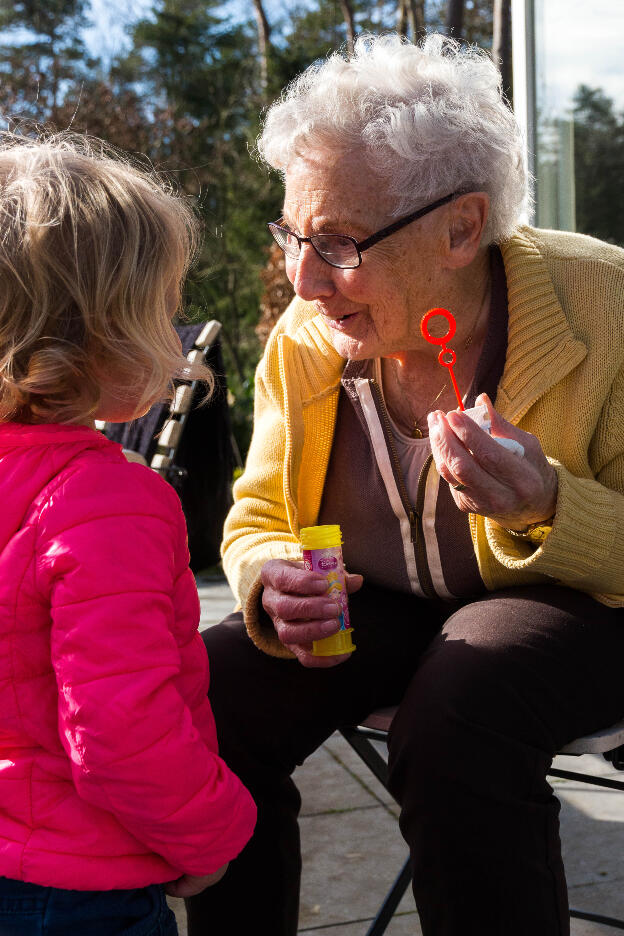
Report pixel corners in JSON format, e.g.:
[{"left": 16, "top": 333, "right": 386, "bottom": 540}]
[{"left": 534, "top": 0, "right": 624, "bottom": 243}]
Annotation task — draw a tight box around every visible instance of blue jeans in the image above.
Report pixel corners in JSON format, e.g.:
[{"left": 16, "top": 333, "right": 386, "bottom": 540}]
[{"left": 0, "top": 877, "right": 178, "bottom": 936}]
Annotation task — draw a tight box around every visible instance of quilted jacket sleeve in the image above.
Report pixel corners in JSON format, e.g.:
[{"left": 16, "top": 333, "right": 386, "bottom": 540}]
[{"left": 36, "top": 459, "right": 256, "bottom": 876}]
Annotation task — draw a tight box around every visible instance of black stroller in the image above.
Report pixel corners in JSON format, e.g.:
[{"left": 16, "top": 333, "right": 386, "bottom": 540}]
[{"left": 103, "top": 322, "right": 236, "bottom": 572}]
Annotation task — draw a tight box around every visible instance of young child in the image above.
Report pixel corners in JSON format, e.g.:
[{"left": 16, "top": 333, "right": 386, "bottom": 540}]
[{"left": 0, "top": 134, "right": 256, "bottom": 935}]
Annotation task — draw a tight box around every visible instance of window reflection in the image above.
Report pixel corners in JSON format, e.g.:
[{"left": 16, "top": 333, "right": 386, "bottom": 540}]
[{"left": 534, "top": 0, "right": 624, "bottom": 243}]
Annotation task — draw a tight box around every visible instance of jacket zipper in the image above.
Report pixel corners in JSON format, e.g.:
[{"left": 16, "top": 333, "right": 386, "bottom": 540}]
[{"left": 369, "top": 379, "right": 437, "bottom": 598}]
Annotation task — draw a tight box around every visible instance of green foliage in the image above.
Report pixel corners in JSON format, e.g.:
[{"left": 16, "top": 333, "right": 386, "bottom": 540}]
[
  {"left": 0, "top": 0, "right": 94, "bottom": 120},
  {"left": 268, "top": 1, "right": 353, "bottom": 90},
  {"left": 123, "top": 0, "right": 283, "bottom": 456},
  {"left": 462, "top": 0, "right": 493, "bottom": 47},
  {"left": 573, "top": 85, "right": 624, "bottom": 246}
]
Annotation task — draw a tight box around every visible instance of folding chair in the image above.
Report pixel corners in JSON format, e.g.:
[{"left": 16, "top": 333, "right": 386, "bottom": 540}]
[
  {"left": 339, "top": 709, "right": 624, "bottom": 935},
  {"left": 149, "top": 320, "right": 222, "bottom": 480}
]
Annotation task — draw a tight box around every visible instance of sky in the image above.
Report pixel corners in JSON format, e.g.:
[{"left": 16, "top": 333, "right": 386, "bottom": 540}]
[
  {"left": 536, "top": 0, "right": 624, "bottom": 114},
  {"left": 83, "top": 0, "right": 153, "bottom": 63}
]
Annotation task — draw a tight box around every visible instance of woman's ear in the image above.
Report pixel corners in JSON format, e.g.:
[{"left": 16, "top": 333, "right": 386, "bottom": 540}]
[{"left": 445, "top": 192, "right": 490, "bottom": 268}]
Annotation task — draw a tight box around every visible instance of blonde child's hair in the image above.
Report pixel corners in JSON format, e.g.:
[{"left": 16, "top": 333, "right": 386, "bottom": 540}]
[{"left": 0, "top": 130, "right": 211, "bottom": 425}]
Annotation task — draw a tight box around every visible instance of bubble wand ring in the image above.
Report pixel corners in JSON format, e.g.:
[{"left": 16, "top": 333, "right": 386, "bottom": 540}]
[{"left": 420, "top": 307, "right": 464, "bottom": 411}]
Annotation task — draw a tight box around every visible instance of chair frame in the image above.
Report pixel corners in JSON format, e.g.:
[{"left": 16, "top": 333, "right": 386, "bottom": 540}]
[
  {"left": 96, "top": 320, "right": 222, "bottom": 479},
  {"left": 150, "top": 320, "right": 222, "bottom": 479},
  {"left": 339, "top": 718, "right": 624, "bottom": 935}
]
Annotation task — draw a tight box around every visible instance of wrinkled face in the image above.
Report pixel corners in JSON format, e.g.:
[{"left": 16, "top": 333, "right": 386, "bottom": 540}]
[{"left": 282, "top": 149, "right": 446, "bottom": 360}]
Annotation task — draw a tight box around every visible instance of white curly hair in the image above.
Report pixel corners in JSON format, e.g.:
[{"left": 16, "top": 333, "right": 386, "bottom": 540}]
[{"left": 257, "top": 33, "right": 529, "bottom": 243}]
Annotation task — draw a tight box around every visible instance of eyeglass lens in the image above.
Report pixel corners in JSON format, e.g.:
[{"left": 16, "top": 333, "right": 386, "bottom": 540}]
[
  {"left": 268, "top": 224, "right": 299, "bottom": 258},
  {"left": 313, "top": 234, "right": 359, "bottom": 267},
  {"left": 268, "top": 223, "right": 360, "bottom": 269}
]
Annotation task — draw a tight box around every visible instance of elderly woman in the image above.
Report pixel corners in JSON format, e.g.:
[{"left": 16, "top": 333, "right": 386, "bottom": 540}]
[{"left": 187, "top": 34, "right": 624, "bottom": 936}]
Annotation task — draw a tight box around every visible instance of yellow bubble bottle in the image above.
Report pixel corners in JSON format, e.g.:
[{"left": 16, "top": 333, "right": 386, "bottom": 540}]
[{"left": 300, "top": 524, "right": 355, "bottom": 657}]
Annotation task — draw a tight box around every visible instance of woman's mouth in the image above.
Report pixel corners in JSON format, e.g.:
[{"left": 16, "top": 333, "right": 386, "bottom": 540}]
[{"left": 324, "top": 311, "right": 359, "bottom": 328}]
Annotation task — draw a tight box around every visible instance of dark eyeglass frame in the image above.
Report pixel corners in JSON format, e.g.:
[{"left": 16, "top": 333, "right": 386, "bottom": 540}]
[{"left": 267, "top": 191, "right": 464, "bottom": 269}]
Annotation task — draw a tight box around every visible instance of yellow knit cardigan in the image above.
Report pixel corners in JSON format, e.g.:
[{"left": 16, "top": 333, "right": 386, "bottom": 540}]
[{"left": 223, "top": 226, "right": 624, "bottom": 656}]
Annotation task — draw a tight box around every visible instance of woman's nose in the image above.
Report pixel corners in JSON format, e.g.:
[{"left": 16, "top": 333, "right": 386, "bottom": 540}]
[{"left": 288, "top": 243, "right": 335, "bottom": 301}]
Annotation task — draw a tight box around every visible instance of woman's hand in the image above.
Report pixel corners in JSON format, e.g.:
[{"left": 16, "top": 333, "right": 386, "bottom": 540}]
[
  {"left": 427, "top": 394, "right": 558, "bottom": 531},
  {"left": 165, "top": 863, "right": 229, "bottom": 897},
  {"left": 261, "top": 558, "right": 363, "bottom": 667}
]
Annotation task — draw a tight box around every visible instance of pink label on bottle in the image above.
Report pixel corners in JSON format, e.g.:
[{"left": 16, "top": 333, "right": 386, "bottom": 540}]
[{"left": 302, "top": 546, "right": 350, "bottom": 630}]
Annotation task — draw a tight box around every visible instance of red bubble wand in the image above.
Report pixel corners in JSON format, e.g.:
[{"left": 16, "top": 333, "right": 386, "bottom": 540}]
[{"left": 420, "top": 307, "right": 464, "bottom": 411}]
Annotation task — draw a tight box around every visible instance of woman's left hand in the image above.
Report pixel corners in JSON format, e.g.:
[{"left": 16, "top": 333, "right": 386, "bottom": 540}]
[{"left": 427, "top": 394, "right": 558, "bottom": 531}]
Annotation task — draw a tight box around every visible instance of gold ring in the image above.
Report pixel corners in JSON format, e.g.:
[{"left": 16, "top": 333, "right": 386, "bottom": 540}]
[{"left": 452, "top": 482, "right": 467, "bottom": 492}]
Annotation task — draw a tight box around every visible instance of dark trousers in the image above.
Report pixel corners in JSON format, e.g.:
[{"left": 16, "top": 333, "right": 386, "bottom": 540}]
[
  {"left": 186, "top": 583, "right": 624, "bottom": 936},
  {"left": 0, "top": 878, "right": 177, "bottom": 936}
]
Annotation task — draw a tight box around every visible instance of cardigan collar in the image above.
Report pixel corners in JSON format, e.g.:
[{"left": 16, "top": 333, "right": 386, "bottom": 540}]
[
  {"left": 285, "top": 225, "right": 587, "bottom": 425},
  {"left": 496, "top": 226, "right": 587, "bottom": 423}
]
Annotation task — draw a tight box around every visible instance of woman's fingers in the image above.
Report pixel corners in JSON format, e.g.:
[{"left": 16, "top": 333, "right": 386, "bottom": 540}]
[
  {"left": 261, "top": 557, "right": 357, "bottom": 667},
  {"left": 272, "top": 614, "right": 344, "bottom": 647},
  {"left": 261, "top": 558, "right": 329, "bottom": 595},
  {"left": 263, "top": 588, "right": 341, "bottom": 625},
  {"left": 345, "top": 572, "right": 364, "bottom": 594},
  {"left": 427, "top": 401, "right": 558, "bottom": 528},
  {"left": 261, "top": 560, "right": 361, "bottom": 624},
  {"left": 289, "top": 646, "right": 353, "bottom": 668}
]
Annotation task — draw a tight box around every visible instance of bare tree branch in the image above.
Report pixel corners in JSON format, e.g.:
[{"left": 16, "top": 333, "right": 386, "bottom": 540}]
[
  {"left": 397, "top": 0, "right": 408, "bottom": 38},
  {"left": 493, "top": 0, "right": 512, "bottom": 100},
  {"left": 252, "top": 0, "right": 271, "bottom": 91},
  {"left": 446, "top": 0, "right": 464, "bottom": 39},
  {"left": 338, "top": 0, "right": 356, "bottom": 53},
  {"left": 407, "top": 0, "right": 425, "bottom": 42}
]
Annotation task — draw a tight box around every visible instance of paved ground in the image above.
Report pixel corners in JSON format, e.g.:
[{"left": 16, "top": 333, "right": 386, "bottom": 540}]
[{"left": 168, "top": 576, "right": 624, "bottom": 935}]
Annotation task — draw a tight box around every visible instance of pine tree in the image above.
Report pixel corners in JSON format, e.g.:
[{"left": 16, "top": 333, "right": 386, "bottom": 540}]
[
  {"left": 0, "top": 0, "right": 94, "bottom": 122},
  {"left": 573, "top": 85, "right": 624, "bottom": 245},
  {"left": 123, "top": 0, "right": 282, "bottom": 453}
]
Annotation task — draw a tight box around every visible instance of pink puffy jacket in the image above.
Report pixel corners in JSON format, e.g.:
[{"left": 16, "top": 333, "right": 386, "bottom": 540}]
[{"left": 0, "top": 422, "right": 256, "bottom": 890}]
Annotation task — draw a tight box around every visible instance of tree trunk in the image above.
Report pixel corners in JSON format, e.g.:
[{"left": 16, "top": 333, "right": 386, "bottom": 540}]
[
  {"left": 445, "top": 0, "right": 464, "bottom": 39},
  {"left": 397, "top": 0, "right": 408, "bottom": 38},
  {"left": 407, "top": 0, "right": 425, "bottom": 42},
  {"left": 252, "top": 0, "right": 271, "bottom": 92},
  {"left": 339, "top": 0, "right": 356, "bottom": 53},
  {"left": 493, "top": 0, "right": 512, "bottom": 100}
]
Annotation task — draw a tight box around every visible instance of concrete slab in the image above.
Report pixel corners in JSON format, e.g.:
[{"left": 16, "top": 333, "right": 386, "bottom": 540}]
[
  {"left": 196, "top": 574, "right": 236, "bottom": 631},
  {"left": 323, "top": 732, "right": 396, "bottom": 808},
  {"left": 299, "top": 913, "right": 421, "bottom": 935},
  {"left": 167, "top": 896, "right": 186, "bottom": 934},
  {"left": 570, "top": 917, "right": 624, "bottom": 936},
  {"left": 297, "top": 744, "right": 382, "bottom": 815},
  {"left": 553, "top": 753, "right": 624, "bottom": 928},
  {"left": 297, "top": 805, "right": 415, "bottom": 930}
]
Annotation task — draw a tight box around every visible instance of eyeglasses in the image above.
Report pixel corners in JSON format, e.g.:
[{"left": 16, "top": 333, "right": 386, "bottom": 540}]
[{"left": 267, "top": 191, "right": 463, "bottom": 270}]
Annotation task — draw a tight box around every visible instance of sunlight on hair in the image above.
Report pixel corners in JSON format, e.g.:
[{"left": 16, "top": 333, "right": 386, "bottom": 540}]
[
  {"left": 257, "top": 33, "right": 530, "bottom": 243},
  {"left": 0, "top": 128, "right": 212, "bottom": 426}
]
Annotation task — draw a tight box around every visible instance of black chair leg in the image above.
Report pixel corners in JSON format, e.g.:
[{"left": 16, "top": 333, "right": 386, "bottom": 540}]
[
  {"left": 569, "top": 909, "right": 624, "bottom": 930},
  {"left": 365, "top": 856, "right": 412, "bottom": 936}
]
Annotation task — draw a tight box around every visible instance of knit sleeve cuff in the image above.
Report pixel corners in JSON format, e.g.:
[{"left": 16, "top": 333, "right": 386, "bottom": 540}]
[
  {"left": 485, "top": 459, "right": 620, "bottom": 591},
  {"left": 243, "top": 575, "right": 296, "bottom": 659}
]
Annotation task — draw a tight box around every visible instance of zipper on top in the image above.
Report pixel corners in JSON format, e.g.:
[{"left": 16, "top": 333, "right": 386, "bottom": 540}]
[{"left": 368, "top": 378, "right": 437, "bottom": 598}]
